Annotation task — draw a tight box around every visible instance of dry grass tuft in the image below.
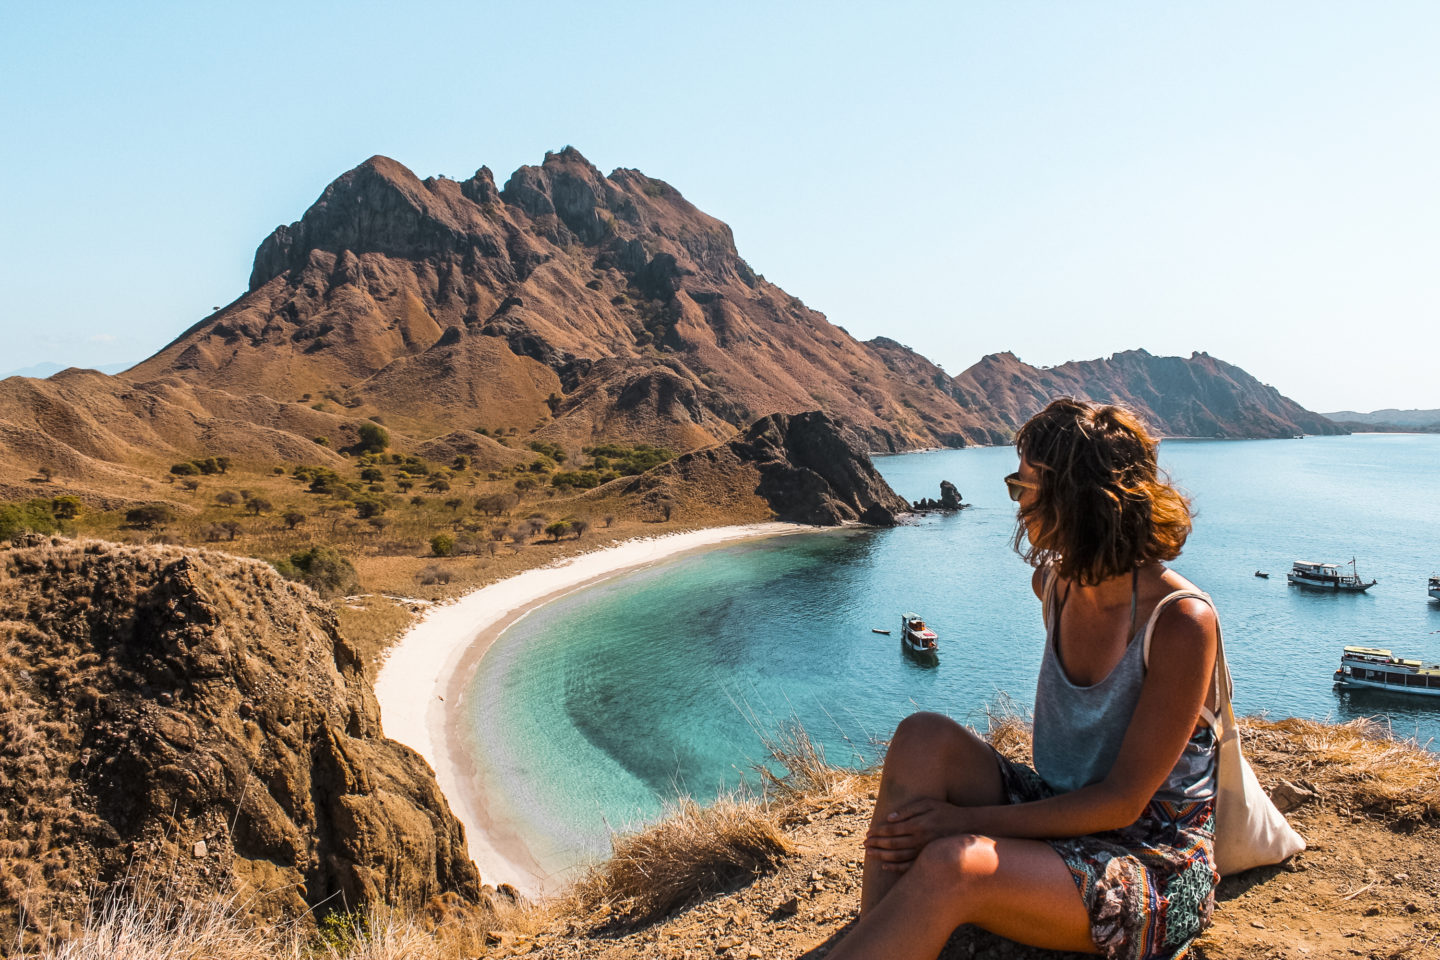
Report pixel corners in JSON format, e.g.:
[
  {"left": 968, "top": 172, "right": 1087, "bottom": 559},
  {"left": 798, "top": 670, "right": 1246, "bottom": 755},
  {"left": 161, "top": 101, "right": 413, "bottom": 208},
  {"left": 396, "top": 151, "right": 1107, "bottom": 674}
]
[
  {"left": 979, "top": 692, "right": 1034, "bottom": 763},
  {"left": 1241, "top": 715, "right": 1440, "bottom": 822},
  {"left": 573, "top": 796, "right": 793, "bottom": 928},
  {"left": 756, "top": 720, "right": 859, "bottom": 805},
  {"left": 13, "top": 889, "right": 297, "bottom": 960}
]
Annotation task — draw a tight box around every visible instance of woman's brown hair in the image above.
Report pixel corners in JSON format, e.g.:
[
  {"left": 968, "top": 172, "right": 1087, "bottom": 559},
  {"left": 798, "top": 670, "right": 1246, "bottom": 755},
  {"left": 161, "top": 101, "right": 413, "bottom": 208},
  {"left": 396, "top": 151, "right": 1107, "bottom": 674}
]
[{"left": 1013, "top": 397, "right": 1192, "bottom": 585}]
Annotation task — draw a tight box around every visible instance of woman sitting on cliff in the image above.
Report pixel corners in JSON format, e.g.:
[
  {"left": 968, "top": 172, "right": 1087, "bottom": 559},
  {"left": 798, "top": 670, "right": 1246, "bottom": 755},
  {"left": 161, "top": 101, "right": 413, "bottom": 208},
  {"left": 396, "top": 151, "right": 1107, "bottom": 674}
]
[{"left": 827, "top": 398, "right": 1220, "bottom": 960}]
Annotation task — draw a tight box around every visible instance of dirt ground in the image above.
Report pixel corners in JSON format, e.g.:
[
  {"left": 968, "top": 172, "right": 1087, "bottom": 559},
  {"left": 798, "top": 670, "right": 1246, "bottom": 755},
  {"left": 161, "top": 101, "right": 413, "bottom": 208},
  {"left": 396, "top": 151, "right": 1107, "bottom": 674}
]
[{"left": 481, "top": 725, "right": 1440, "bottom": 960}]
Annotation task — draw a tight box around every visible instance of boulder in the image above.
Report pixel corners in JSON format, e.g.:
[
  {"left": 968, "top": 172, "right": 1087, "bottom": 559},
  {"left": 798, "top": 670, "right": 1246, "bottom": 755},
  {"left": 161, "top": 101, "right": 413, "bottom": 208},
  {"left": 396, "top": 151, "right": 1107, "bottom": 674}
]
[{"left": 0, "top": 539, "right": 481, "bottom": 940}]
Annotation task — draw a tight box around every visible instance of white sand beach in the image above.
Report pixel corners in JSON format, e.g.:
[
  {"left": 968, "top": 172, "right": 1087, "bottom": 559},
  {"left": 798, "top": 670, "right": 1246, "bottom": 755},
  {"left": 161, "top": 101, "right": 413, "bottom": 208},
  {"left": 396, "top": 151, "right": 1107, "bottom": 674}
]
[{"left": 372, "top": 522, "right": 809, "bottom": 897}]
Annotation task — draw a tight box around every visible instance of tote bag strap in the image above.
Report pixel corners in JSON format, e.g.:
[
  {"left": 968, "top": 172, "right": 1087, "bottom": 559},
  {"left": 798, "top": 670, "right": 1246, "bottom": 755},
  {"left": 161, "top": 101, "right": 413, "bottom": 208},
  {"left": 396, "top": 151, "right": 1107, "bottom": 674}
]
[{"left": 1140, "top": 589, "right": 1229, "bottom": 735}]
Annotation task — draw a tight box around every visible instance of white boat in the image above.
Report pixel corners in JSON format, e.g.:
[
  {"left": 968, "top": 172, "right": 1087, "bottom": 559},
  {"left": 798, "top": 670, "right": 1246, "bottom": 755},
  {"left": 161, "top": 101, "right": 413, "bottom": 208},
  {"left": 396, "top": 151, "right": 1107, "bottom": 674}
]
[
  {"left": 1334, "top": 646, "right": 1440, "bottom": 697},
  {"left": 1287, "top": 558, "right": 1376, "bottom": 592},
  {"left": 1429, "top": 575, "right": 1440, "bottom": 602},
  {"left": 901, "top": 612, "right": 938, "bottom": 664}
]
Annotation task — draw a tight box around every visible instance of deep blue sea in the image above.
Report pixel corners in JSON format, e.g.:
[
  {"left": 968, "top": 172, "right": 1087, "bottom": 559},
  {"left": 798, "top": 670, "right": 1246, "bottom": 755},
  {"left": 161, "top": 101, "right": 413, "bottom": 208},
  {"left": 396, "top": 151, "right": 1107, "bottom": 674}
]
[{"left": 460, "top": 434, "right": 1440, "bottom": 882}]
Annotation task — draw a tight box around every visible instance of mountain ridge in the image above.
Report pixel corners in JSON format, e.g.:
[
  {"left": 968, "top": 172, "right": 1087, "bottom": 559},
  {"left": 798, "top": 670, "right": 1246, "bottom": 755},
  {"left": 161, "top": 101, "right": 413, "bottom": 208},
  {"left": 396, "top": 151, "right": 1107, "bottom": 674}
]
[{"left": 0, "top": 149, "right": 1343, "bottom": 497}]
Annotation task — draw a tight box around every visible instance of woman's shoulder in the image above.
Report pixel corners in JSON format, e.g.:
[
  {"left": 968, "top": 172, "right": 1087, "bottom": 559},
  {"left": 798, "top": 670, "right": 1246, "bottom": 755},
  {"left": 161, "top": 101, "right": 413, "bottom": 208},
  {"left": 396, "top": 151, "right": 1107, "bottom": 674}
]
[{"left": 1147, "top": 568, "right": 1218, "bottom": 633}]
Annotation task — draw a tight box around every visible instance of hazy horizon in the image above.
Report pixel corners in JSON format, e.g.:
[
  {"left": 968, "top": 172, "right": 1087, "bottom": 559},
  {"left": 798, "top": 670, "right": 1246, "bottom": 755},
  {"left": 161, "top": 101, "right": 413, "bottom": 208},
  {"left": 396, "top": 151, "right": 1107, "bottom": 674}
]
[{"left": 3, "top": 2, "right": 1437, "bottom": 411}]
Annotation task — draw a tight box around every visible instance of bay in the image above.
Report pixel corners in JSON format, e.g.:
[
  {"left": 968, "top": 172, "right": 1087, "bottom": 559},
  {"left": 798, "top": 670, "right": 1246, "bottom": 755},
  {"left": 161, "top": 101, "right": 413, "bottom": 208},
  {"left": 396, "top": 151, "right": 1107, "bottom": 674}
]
[{"left": 461, "top": 433, "right": 1440, "bottom": 883}]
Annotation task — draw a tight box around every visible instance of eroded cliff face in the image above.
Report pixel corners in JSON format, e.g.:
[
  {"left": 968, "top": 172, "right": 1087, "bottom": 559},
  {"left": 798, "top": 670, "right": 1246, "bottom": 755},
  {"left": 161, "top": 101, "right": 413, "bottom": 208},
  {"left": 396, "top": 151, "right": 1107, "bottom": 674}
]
[
  {"left": 617, "top": 411, "right": 912, "bottom": 526},
  {"left": 0, "top": 538, "right": 480, "bottom": 940}
]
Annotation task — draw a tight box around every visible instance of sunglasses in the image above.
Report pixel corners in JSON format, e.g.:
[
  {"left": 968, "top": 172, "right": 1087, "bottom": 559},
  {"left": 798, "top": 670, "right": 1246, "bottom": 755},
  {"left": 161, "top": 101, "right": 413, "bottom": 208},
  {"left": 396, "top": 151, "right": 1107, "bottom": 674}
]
[{"left": 1004, "top": 472, "right": 1037, "bottom": 502}]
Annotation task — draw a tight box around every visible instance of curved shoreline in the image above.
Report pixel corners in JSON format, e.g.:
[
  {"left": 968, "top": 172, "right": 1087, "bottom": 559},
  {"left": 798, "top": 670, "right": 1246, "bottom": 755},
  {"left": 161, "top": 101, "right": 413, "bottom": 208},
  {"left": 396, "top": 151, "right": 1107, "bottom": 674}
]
[{"left": 372, "top": 522, "right": 811, "bottom": 897}]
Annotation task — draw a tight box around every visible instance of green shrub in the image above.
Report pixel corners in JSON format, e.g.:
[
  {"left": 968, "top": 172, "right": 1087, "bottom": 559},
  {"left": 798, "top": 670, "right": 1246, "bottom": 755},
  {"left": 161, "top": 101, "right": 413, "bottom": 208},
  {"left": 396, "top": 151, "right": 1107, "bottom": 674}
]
[
  {"left": 357, "top": 421, "right": 389, "bottom": 454},
  {"left": 274, "top": 545, "right": 359, "bottom": 598},
  {"left": 430, "top": 533, "right": 456, "bottom": 557},
  {"left": 125, "top": 504, "right": 175, "bottom": 529},
  {"left": 0, "top": 499, "right": 60, "bottom": 538}
]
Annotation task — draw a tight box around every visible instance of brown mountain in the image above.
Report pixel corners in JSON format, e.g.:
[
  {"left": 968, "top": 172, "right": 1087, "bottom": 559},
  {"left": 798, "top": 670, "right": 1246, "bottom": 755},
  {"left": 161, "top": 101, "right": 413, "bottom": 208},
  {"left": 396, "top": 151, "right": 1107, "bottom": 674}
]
[
  {"left": 950, "top": 349, "right": 1344, "bottom": 439},
  {"left": 127, "top": 149, "right": 1003, "bottom": 453}
]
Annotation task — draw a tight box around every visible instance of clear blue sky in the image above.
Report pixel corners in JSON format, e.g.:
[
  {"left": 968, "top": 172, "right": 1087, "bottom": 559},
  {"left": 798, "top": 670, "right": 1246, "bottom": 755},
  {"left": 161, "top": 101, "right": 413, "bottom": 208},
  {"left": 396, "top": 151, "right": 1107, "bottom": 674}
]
[{"left": 2, "top": 1, "right": 1436, "bottom": 411}]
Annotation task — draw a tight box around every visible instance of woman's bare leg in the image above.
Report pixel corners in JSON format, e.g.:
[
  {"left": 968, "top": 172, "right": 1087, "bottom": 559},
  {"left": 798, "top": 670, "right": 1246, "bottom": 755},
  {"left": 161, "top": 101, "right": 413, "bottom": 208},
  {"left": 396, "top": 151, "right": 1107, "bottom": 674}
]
[
  {"left": 832, "top": 834, "right": 1097, "bottom": 959},
  {"left": 860, "top": 712, "right": 1008, "bottom": 913}
]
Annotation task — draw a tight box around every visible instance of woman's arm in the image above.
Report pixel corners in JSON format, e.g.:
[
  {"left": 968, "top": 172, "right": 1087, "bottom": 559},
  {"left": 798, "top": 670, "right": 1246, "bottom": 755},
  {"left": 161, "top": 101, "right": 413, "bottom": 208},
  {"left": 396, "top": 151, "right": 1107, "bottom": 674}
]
[{"left": 866, "top": 598, "right": 1217, "bottom": 862}]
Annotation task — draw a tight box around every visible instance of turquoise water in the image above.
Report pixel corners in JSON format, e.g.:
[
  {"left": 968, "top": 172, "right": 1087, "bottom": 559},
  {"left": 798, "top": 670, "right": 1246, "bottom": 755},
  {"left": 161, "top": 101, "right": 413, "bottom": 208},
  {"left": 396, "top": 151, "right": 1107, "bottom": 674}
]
[{"left": 462, "top": 434, "right": 1440, "bottom": 881}]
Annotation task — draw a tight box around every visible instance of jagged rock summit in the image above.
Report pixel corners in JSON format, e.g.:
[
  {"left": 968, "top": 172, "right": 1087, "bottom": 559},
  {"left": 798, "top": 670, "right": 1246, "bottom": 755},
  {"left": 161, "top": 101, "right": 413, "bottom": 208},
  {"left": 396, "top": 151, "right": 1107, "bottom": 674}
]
[
  {"left": 129, "top": 148, "right": 1006, "bottom": 453},
  {"left": 0, "top": 538, "right": 481, "bottom": 941}
]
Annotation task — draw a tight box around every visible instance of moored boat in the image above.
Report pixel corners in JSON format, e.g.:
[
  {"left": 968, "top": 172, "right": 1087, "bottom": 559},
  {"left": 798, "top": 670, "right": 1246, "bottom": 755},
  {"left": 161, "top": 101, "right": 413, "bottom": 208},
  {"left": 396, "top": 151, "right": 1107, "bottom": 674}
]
[
  {"left": 1334, "top": 646, "right": 1440, "bottom": 696},
  {"left": 1287, "top": 558, "right": 1376, "bottom": 592},
  {"left": 1429, "top": 575, "right": 1440, "bottom": 602},
  {"left": 901, "top": 612, "right": 938, "bottom": 664}
]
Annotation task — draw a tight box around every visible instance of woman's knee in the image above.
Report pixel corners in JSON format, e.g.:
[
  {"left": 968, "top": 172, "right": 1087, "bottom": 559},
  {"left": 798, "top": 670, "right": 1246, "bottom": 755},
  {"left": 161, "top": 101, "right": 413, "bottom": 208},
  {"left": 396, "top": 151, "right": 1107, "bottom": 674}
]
[
  {"left": 913, "top": 834, "right": 998, "bottom": 898},
  {"left": 892, "top": 711, "right": 964, "bottom": 751},
  {"left": 889, "top": 712, "right": 988, "bottom": 766}
]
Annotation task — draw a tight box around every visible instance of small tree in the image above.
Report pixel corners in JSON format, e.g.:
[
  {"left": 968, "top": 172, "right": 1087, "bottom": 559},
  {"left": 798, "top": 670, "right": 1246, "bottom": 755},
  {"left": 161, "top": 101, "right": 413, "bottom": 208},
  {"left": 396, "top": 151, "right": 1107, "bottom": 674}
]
[
  {"left": 357, "top": 421, "right": 389, "bottom": 454},
  {"left": 221, "top": 519, "right": 242, "bottom": 540},
  {"left": 170, "top": 461, "right": 200, "bottom": 477},
  {"left": 354, "top": 497, "right": 386, "bottom": 519},
  {"left": 247, "top": 497, "right": 273, "bottom": 516},
  {"left": 571, "top": 519, "right": 590, "bottom": 539},
  {"left": 360, "top": 467, "right": 385, "bottom": 483},
  {"left": 38, "top": 466, "right": 54, "bottom": 483},
  {"left": 181, "top": 478, "right": 201, "bottom": 491},
  {"left": 452, "top": 454, "right": 470, "bottom": 471},
  {"left": 282, "top": 510, "right": 306, "bottom": 530},
  {"left": 426, "top": 478, "right": 451, "bottom": 493},
  {"left": 430, "top": 533, "right": 456, "bottom": 557},
  {"left": 604, "top": 515, "right": 615, "bottom": 528},
  {"left": 216, "top": 456, "right": 231, "bottom": 474},
  {"left": 544, "top": 520, "right": 571, "bottom": 541},
  {"left": 660, "top": 498, "right": 675, "bottom": 522},
  {"left": 216, "top": 490, "right": 241, "bottom": 508},
  {"left": 125, "top": 505, "right": 175, "bottom": 529},
  {"left": 51, "top": 496, "right": 81, "bottom": 520}
]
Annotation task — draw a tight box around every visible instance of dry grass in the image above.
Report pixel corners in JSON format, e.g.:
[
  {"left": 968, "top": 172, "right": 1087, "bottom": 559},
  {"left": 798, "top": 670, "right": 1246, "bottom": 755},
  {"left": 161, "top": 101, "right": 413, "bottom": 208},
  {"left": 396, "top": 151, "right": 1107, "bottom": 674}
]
[
  {"left": 571, "top": 796, "right": 792, "bottom": 928},
  {"left": 1241, "top": 714, "right": 1440, "bottom": 822},
  {"left": 11, "top": 888, "right": 550, "bottom": 960}
]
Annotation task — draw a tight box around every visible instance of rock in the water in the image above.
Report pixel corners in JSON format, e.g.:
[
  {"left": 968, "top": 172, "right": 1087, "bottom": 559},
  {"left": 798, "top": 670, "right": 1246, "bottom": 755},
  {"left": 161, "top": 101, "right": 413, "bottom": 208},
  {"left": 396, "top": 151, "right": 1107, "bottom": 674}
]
[{"left": 939, "top": 480, "right": 963, "bottom": 510}]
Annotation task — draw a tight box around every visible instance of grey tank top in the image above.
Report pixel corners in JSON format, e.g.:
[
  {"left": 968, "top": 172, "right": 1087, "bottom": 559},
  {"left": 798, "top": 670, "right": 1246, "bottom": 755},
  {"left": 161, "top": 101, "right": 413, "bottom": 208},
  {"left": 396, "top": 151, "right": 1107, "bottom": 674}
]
[{"left": 1032, "top": 575, "right": 1217, "bottom": 803}]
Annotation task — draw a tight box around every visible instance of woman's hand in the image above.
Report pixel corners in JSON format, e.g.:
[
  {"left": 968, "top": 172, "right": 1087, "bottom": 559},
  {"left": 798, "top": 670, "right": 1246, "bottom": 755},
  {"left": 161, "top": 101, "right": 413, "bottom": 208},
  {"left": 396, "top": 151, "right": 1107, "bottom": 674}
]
[{"left": 863, "top": 797, "right": 968, "bottom": 872}]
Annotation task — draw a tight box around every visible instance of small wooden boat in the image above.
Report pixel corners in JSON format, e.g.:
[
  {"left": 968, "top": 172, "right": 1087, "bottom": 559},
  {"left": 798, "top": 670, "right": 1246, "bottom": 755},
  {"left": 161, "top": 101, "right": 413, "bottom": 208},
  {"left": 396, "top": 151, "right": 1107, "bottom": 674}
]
[
  {"left": 872, "top": 628, "right": 892, "bottom": 635},
  {"left": 1334, "top": 646, "right": 1440, "bottom": 697},
  {"left": 1254, "top": 571, "right": 1269, "bottom": 579},
  {"left": 901, "top": 612, "right": 939, "bottom": 665}
]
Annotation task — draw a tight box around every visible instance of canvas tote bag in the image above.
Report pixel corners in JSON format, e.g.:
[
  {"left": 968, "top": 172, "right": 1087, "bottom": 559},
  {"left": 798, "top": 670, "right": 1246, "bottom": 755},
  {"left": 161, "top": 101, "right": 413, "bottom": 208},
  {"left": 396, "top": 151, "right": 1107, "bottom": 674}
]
[{"left": 1141, "top": 589, "right": 1306, "bottom": 876}]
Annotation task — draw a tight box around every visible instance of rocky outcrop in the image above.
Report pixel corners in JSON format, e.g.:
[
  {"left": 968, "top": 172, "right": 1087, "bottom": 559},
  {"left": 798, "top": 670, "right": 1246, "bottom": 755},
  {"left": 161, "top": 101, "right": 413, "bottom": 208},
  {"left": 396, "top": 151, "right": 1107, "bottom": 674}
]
[
  {"left": 620, "top": 412, "right": 910, "bottom": 526},
  {"left": 0, "top": 539, "right": 480, "bottom": 941}
]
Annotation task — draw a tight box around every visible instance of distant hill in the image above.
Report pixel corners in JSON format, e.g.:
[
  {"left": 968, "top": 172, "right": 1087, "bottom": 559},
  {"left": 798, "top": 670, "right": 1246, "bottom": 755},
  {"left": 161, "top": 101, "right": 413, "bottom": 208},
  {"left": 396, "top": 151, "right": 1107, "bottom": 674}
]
[
  {"left": 951, "top": 349, "right": 1343, "bottom": 439},
  {"left": 0, "top": 150, "right": 1346, "bottom": 497},
  {"left": 1322, "top": 408, "right": 1440, "bottom": 430},
  {"left": 0, "top": 361, "right": 132, "bottom": 379}
]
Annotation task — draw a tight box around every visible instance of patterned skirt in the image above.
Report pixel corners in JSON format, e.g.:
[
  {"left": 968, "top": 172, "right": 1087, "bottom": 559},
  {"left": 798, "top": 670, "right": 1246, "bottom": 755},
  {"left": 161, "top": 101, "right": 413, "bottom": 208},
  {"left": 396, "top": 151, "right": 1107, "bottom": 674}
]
[{"left": 994, "top": 753, "right": 1218, "bottom": 960}]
